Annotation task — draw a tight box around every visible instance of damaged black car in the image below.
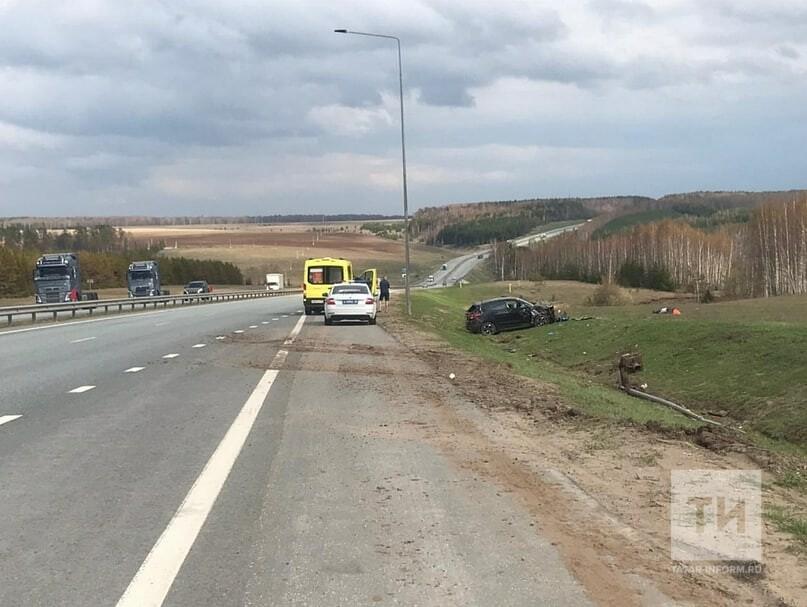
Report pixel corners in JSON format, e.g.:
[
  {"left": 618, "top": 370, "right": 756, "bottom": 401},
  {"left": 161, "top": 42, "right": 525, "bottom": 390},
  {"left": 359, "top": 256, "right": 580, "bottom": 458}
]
[{"left": 465, "top": 297, "right": 560, "bottom": 335}]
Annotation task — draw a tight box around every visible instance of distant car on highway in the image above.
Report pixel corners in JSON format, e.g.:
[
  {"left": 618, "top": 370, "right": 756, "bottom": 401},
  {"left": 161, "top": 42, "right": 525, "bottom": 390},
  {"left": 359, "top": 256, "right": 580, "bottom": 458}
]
[
  {"left": 324, "top": 282, "right": 376, "bottom": 325},
  {"left": 441, "top": 263, "right": 448, "bottom": 270},
  {"left": 465, "top": 297, "right": 557, "bottom": 335},
  {"left": 183, "top": 280, "right": 211, "bottom": 300},
  {"left": 427, "top": 275, "right": 435, "bottom": 283}
]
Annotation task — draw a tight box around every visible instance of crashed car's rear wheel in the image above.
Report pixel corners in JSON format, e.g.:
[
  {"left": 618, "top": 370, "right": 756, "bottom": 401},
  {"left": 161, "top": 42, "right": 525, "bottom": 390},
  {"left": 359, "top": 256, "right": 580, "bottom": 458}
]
[{"left": 480, "top": 321, "right": 497, "bottom": 335}]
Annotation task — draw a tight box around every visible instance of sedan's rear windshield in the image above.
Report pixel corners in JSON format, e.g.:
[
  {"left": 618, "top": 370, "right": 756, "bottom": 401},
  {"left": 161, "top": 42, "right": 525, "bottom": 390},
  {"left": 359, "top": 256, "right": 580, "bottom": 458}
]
[
  {"left": 308, "top": 266, "right": 344, "bottom": 284},
  {"left": 332, "top": 285, "right": 369, "bottom": 294},
  {"left": 187, "top": 282, "right": 206, "bottom": 288}
]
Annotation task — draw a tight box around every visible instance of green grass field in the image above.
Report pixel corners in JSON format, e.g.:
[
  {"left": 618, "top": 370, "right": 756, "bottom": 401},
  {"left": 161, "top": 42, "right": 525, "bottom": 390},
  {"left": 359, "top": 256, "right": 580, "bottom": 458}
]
[{"left": 406, "top": 281, "right": 807, "bottom": 449}]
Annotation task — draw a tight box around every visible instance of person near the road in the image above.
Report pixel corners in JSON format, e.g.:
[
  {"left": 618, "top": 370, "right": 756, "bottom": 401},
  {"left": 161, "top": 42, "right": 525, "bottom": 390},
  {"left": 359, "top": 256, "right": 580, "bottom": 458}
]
[{"left": 379, "top": 276, "right": 391, "bottom": 311}]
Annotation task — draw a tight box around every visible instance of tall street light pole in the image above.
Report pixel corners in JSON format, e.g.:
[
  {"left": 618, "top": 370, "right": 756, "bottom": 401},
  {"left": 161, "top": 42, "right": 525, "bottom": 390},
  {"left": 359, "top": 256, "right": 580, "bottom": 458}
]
[{"left": 334, "top": 28, "right": 412, "bottom": 315}]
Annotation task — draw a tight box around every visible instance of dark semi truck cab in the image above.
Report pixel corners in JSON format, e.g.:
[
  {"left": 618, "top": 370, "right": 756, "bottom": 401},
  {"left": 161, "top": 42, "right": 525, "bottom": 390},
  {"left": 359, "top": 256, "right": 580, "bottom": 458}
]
[
  {"left": 127, "top": 260, "right": 164, "bottom": 297},
  {"left": 33, "top": 253, "right": 82, "bottom": 303}
]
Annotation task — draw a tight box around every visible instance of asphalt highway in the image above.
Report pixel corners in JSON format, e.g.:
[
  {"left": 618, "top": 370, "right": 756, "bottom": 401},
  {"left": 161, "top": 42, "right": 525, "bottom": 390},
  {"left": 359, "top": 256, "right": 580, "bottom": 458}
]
[
  {"left": 0, "top": 294, "right": 591, "bottom": 606},
  {"left": 420, "top": 222, "right": 585, "bottom": 288}
]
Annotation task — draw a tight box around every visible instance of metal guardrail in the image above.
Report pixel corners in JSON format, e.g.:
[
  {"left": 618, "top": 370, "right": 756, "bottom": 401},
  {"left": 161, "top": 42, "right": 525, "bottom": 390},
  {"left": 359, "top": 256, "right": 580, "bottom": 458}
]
[{"left": 2, "top": 288, "right": 301, "bottom": 326}]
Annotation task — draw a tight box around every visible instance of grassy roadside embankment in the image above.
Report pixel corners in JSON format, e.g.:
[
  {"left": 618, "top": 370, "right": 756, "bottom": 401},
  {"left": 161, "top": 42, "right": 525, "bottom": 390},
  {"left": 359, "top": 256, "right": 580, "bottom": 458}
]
[
  {"left": 402, "top": 280, "right": 807, "bottom": 552},
  {"left": 406, "top": 281, "right": 807, "bottom": 452}
]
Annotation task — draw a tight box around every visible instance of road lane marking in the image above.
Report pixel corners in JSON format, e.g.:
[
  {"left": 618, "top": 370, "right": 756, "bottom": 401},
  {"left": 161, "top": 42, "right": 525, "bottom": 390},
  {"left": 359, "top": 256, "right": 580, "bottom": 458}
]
[
  {"left": 261, "top": 321, "right": 269, "bottom": 325},
  {"left": 124, "top": 367, "right": 145, "bottom": 373},
  {"left": 192, "top": 344, "right": 206, "bottom": 349},
  {"left": 233, "top": 330, "right": 244, "bottom": 334},
  {"left": 0, "top": 415, "right": 22, "bottom": 427},
  {"left": 272, "top": 317, "right": 279, "bottom": 321},
  {"left": 116, "top": 368, "right": 280, "bottom": 607},
  {"left": 282, "top": 314, "right": 289, "bottom": 318},
  {"left": 154, "top": 321, "right": 170, "bottom": 327},
  {"left": 70, "top": 336, "right": 97, "bottom": 344},
  {"left": 248, "top": 325, "right": 258, "bottom": 329},
  {"left": 69, "top": 385, "right": 95, "bottom": 393},
  {"left": 215, "top": 336, "right": 226, "bottom": 340},
  {"left": 0, "top": 294, "right": 301, "bottom": 337},
  {"left": 270, "top": 350, "right": 288, "bottom": 368},
  {"left": 162, "top": 353, "right": 179, "bottom": 359},
  {"left": 283, "top": 314, "right": 306, "bottom": 345},
  {"left": 116, "top": 315, "right": 307, "bottom": 607}
]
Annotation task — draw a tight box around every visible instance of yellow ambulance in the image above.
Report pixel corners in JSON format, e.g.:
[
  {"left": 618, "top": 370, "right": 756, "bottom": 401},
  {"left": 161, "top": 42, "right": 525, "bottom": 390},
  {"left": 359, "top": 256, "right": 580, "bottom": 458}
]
[{"left": 303, "top": 257, "right": 353, "bottom": 314}]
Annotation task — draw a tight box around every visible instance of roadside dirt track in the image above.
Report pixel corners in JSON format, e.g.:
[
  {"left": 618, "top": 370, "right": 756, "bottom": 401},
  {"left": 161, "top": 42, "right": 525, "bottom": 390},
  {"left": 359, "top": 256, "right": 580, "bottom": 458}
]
[{"left": 377, "top": 309, "right": 806, "bottom": 607}]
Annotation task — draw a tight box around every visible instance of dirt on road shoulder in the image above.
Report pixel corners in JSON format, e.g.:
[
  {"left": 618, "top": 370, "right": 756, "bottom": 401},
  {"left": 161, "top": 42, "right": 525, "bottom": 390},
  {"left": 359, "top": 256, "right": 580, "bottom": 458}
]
[{"left": 377, "top": 309, "right": 807, "bottom": 607}]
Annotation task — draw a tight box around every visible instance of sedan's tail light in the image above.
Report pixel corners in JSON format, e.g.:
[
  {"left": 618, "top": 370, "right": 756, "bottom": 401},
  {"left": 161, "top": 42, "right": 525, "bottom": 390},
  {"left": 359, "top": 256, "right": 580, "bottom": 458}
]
[
  {"left": 326, "top": 297, "right": 335, "bottom": 304},
  {"left": 365, "top": 298, "right": 375, "bottom": 304}
]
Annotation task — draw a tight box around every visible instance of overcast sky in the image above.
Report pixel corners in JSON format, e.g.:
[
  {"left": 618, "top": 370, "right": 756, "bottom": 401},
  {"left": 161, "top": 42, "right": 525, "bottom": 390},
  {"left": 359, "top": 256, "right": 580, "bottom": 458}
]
[{"left": 1, "top": 0, "right": 806, "bottom": 216}]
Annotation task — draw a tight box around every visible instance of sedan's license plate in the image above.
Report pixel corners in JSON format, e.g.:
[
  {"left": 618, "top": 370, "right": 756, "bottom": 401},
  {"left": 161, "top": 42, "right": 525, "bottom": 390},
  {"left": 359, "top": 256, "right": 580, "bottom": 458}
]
[
  {"left": 344, "top": 299, "right": 358, "bottom": 305},
  {"left": 311, "top": 299, "right": 323, "bottom": 304}
]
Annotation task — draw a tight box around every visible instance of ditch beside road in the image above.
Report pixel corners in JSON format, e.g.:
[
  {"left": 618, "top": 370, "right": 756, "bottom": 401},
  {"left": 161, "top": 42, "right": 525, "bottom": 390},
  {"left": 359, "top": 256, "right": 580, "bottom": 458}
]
[{"left": 378, "top": 296, "right": 807, "bottom": 607}]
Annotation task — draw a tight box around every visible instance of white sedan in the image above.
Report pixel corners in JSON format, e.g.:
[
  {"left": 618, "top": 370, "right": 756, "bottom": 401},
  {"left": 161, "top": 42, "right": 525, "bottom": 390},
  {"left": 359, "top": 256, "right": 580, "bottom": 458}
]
[{"left": 324, "top": 282, "right": 377, "bottom": 325}]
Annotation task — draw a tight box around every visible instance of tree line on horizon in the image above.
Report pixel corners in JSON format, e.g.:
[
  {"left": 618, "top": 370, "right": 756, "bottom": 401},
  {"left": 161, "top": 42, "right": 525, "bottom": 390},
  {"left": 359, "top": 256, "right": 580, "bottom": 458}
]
[
  {"left": 410, "top": 190, "right": 806, "bottom": 247},
  {"left": 489, "top": 194, "right": 807, "bottom": 299},
  {"left": 0, "top": 214, "right": 398, "bottom": 229},
  {"left": 0, "top": 226, "right": 243, "bottom": 297}
]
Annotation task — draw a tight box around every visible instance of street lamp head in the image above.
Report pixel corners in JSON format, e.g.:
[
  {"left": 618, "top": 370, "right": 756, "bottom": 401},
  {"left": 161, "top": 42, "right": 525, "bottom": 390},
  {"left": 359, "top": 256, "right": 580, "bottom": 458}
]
[{"left": 334, "top": 28, "right": 347, "bottom": 33}]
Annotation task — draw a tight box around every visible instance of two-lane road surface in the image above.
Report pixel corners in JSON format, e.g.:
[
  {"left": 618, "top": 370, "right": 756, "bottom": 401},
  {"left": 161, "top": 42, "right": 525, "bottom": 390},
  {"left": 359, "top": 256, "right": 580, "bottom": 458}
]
[
  {"left": 0, "top": 295, "right": 591, "bottom": 606},
  {"left": 420, "top": 222, "right": 585, "bottom": 287}
]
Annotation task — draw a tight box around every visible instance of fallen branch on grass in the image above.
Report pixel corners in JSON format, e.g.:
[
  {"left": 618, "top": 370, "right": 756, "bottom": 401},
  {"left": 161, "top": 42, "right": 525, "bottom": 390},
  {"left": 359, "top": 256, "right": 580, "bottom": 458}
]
[{"left": 617, "top": 352, "right": 725, "bottom": 428}]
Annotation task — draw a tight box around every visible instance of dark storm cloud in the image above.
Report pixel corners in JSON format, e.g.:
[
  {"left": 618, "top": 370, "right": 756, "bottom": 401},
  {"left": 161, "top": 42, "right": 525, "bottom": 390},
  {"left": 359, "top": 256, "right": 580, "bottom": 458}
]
[{"left": 0, "top": 0, "right": 805, "bottom": 216}]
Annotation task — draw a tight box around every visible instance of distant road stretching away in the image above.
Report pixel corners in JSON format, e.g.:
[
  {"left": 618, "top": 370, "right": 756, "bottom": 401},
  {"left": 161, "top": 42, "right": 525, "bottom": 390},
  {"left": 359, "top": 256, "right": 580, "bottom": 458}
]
[{"left": 420, "top": 221, "right": 585, "bottom": 287}]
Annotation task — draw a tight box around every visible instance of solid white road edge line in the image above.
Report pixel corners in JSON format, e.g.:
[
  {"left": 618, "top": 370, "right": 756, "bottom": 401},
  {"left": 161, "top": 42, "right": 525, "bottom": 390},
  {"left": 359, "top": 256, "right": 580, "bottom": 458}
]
[
  {"left": 70, "top": 336, "right": 97, "bottom": 344},
  {"left": 271, "top": 350, "right": 288, "bottom": 368},
  {"left": 283, "top": 314, "right": 306, "bottom": 345},
  {"left": 0, "top": 415, "right": 22, "bottom": 427},
  {"left": 115, "top": 371, "right": 280, "bottom": 607},
  {"left": 116, "top": 315, "right": 306, "bottom": 607},
  {"left": 68, "top": 385, "right": 96, "bottom": 393},
  {"left": 124, "top": 367, "right": 145, "bottom": 373}
]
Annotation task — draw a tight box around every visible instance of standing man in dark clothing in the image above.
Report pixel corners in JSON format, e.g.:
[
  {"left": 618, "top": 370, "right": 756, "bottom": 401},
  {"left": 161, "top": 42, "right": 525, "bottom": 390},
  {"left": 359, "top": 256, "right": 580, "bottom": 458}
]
[{"left": 379, "top": 276, "right": 391, "bottom": 312}]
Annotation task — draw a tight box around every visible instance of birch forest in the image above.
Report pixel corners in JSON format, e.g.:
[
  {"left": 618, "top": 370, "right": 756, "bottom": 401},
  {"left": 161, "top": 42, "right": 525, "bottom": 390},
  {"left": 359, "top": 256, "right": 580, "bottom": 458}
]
[{"left": 491, "top": 194, "right": 807, "bottom": 298}]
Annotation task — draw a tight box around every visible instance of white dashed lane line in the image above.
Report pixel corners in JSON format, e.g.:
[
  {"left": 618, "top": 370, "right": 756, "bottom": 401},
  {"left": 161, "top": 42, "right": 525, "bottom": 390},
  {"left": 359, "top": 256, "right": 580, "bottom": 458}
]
[
  {"left": 69, "top": 385, "right": 96, "bottom": 394},
  {"left": 0, "top": 415, "right": 22, "bottom": 428},
  {"left": 261, "top": 321, "right": 269, "bottom": 325},
  {"left": 154, "top": 321, "right": 170, "bottom": 327},
  {"left": 233, "top": 330, "right": 244, "bottom": 334},
  {"left": 272, "top": 318, "right": 279, "bottom": 321},
  {"left": 70, "top": 336, "right": 97, "bottom": 344},
  {"left": 162, "top": 353, "right": 180, "bottom": 359},
  {"left": 124, "top": 367, "right": 145, "bottom": 373},
  {"left": 283, "top": 315, "right": 306, "bottom": 346},
  {"left": 282, "top": 315, "right": 289, "bottom": 318},
  {"left": 116, "top": 316, "right": 304, "bottom": 607},
  {"left": 248, "top": 325, "right": 258, "bottom": 329},
  {"left": 215, "top": 336, "right": 226, "bottom": 340},
  {"left": 192, "top": 344, "right": 206, "bottom": 349}
]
